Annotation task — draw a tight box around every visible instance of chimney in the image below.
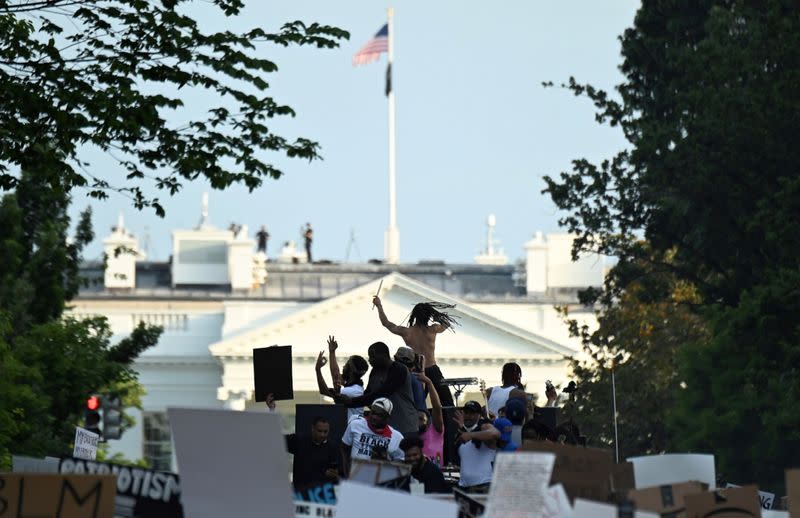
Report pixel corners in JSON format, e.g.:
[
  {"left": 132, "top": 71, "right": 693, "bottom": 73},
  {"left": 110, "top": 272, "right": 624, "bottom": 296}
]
[
  {"left": 103, "top": 213, "right": 142, "bottom": 290},
  {"left": 524, "top": 231, "right": 547, "bottom": 294}
]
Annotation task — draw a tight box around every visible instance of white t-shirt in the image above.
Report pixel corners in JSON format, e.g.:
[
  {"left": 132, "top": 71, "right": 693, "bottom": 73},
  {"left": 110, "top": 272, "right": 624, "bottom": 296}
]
[
  {"left": 458, "top": 438, "right": 496, "bottom": 487},
  {"left": 340, "top": 383, "right": 365, "bottom": 422},
  {"left": 342, "top": 417, "right": 405, "bottom": 462},
  {"left": 487, "top": 385, "right": 516, "bottom": 418}
]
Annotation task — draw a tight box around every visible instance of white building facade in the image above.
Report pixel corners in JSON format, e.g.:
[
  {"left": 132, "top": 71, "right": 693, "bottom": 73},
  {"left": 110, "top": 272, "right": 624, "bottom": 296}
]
[{"left": 72, "top": 213, "right": 603, "bottom": 470}]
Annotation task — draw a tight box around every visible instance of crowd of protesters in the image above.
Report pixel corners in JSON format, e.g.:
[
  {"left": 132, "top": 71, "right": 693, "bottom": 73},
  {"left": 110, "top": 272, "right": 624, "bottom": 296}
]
[{"left": 267, "top": 296, "right": 580, "bottom": 495}]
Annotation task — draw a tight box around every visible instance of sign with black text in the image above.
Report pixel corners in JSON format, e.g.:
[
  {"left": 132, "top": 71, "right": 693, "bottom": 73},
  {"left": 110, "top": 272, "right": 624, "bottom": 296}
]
[
  {"left": 0, "top": 473, "right": 116, "bottom": 518},
  {"left": 59, "top": 457, "right": 183, "bottom": 517}
]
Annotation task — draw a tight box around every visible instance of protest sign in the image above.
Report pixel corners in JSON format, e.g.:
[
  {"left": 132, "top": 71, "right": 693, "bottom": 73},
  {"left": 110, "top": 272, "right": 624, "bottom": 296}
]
[
  {"left": 788, "top": 469, "right": 800, "bottom": 518},
  {"left": 0, "top": 473, "right": 116, "bottom": 518},
  {"left": 12, "top": 455, "right": 59, "bottom": 473},
  {"left": 349, "top": 458, "right": 411, "bottom": 489},
  {"left": 521, "top": 441, "right": 614, "bottom": 503},
  {"left": 627, "top": 453, "right": 716, "bottom": 489},
  {"left": 543, "top": 484, "right": 573, "bottom": 518},
  {"left": 612, "top": 462, "right": 635, "bottom": 494},
  {"left": 253, "top": 345, "right": 293, "bottom": 401},
  {"left": 59, "top": 456, "right": 183, "bottom": 517},
  {"left": 294, "top": 482, "right": 337, "bottom": 505},
  {"left": 572, "top": 498, "right": 658, "bottom": 518},
  {"left": 727, "top": 483, "right": 775, "bottom": 510},
  {"left": 168, "top": 407, "right": 293, "bottom": 518},
  {"left": 336, "top": 481, "right": 458, "bottom": 518},
  {"left": 294, "top": 501, "right": 336, "bottom": 518},
  {"left": 762, "top": 511, "right": 788, "bottom": 518},
  {"left": 684, "top": 484, "right": 761, "bottom": 518},
  {"left": 485, "top": 451, "right": 555, "bottom": 517},
  {"left": 73, "top": 426, "right": 99, "bottom": 460},
  {"left": 453, "top": 488, "right": 487, "bottom": 518},
  {"left": 627, "top": 481, "right": 707, "bottom": 517}
]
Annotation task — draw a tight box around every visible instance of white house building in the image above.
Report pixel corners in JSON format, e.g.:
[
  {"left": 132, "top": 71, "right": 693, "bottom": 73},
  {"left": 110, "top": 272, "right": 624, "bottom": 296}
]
[{"left": 71, "top": 206, "right": 603, "bottom": 470}]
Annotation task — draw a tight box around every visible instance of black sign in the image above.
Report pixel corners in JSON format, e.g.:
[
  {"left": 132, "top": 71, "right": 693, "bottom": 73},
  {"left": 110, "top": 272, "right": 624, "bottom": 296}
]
[
  {"left": 253, "top": 345, "right": 294, "bottom": 401},
  {"left": 59, "top": 457, "right": 183, "bottom": 518},
  {"left": 453, "top": 488, "right": 486, "bottom": 518}
]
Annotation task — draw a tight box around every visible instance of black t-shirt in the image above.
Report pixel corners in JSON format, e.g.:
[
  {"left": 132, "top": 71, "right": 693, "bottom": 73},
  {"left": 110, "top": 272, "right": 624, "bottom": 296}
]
[
  {"left": 286, "top": 434, "right": 340, "bottom": 488},
  {"left": 402, "top": 460, "right": 450, "bottom": 494}
]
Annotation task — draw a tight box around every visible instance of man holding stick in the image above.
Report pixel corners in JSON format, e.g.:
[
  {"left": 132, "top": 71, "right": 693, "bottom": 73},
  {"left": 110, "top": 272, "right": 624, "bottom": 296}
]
[{"left": 372, "top": 296, "right": 459, "bottom": 407}]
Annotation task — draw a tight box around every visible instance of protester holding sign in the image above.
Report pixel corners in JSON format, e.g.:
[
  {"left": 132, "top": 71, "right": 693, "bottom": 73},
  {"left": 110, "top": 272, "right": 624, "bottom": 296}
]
[
  {"left": 399, "top": 436, "right": 450, "bottom": 494},
  {"left": 454, "top": 401, "right": 500, "bottom": 492},
  {"left": 341, "top": 398, "right": 405, "bottom": 475}
]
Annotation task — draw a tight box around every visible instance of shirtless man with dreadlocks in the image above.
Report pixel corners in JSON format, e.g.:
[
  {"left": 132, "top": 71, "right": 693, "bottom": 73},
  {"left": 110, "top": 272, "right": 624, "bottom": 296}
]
[{"left": 372, "top": 296, "right": 458, "bottom": 407}]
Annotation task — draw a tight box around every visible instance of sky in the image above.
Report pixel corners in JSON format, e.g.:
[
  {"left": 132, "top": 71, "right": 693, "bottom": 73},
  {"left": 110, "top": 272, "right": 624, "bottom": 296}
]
[{"left": 68, "top": 0, "right": 640, "bottom": 264}]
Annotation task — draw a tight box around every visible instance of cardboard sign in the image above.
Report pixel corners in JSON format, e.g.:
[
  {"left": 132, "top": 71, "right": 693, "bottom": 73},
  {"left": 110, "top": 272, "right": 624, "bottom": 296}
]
[
  {"left": 336, "top": 481, "right": 458, "bottom": 518},
  {"left": 727, "top": 483, "right": 775, "bottom": 510},
  {"left": 485, "top": 452, "right": 555, "bottom": 517},
  {"left": 684, "top": 485, "right": 762, "bottom": 518},
  {"left": 612, "top": 462, "right": 636, "bottom": 494},
  {"left": 627, "top": 481, "right": 707, "bottom": 517},
  {"left": 73, "top": 427, "right": 99, "bottom": 460},
  {"left": 168, "top": 407, "right": 293, "bottom": 518},
  {"left": 253, "top": 345, "right": 294, "bottom": 401},
  {"left": 572, "top": 498, "right": 658, "bottom": 518},
  {"left": 521, "top": 441, "right": 614, "bottom": 503},
  {"left": 453, "top": 488, "right": 487, "bottom": 518},
  {"left": 628, "top": 454, "right": 716, "bottom": 490},
  {"left": 0, "top": 473, "right": 116, "bottom": 518},
  {"left": 59, "top": 457, "right": 183, "bottom": 517},
  {"left": 787, "top": 469, "right": 800, "bottom": 518}
]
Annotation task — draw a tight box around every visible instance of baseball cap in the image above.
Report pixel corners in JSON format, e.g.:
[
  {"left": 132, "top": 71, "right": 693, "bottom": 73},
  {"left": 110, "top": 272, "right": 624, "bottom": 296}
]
[
  {"left": 371, "top": 397, "right": 393, "bottom": 415},
  {"left": 493, "top": 417, "right": 513, "bottom": 442},
  {"left": 462, "top": 400, "right": 482, "bottom": 414},
  {"left": 394, "top": 346, "right": 415, "bottom": 365},
  {"left": 505, "top": 398, "right": 526, "bottom": 425}
]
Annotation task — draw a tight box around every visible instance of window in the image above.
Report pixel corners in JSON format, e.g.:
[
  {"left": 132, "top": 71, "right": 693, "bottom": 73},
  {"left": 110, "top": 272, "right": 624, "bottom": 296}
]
[
  {"left": 143, "top": 412, "right": 172, "bottom": 471},
  {"left": 178, "top": 240, "right": 227, "bottom": 264}
]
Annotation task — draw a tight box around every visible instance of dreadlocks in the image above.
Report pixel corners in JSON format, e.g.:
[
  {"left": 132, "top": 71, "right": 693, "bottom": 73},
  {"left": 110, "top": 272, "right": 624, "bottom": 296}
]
[{"left": 407, "top": 301, "right": 460, "bottom": 330}]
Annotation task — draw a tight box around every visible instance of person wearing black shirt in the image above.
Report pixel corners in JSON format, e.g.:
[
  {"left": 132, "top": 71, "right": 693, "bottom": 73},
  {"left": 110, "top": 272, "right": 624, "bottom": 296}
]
[
  {"left": 285, "top": 416, "right": 340, "bottom": 489},
  {"left": 256, "top": 225, "right": 270, "bottom": 254},
  {"left": 399, "top": 436, "right": 449, "bottom": 494}
]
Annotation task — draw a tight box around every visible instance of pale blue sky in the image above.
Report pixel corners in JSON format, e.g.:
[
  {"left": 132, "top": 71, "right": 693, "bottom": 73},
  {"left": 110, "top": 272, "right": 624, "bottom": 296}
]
[{"left": 70, "top": 1, "right": 639, "bottom": 264}]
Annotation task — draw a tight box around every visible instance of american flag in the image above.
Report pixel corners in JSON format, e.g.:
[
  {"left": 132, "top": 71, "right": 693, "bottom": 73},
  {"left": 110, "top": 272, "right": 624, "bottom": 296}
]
[{"left": 352, "top": 24, "right": 388, "bottom": 66}]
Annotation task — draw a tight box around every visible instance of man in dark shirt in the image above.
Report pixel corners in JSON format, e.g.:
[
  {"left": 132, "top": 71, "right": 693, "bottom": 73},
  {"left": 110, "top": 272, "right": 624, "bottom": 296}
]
[
  {"left": 399, "top": 436, "right": 449, "bottom": 494},
  {"left": 286, "top": 416, "right": 340, "bottom": 489},
  {"left": 335, "top": 342, "right": 418, "bottom": 436}
]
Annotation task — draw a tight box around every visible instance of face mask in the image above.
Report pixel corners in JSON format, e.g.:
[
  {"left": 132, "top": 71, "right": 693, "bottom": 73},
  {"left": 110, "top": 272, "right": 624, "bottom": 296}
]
[{"left": 463, "top": 422, "right": 479, "bottom": 432}]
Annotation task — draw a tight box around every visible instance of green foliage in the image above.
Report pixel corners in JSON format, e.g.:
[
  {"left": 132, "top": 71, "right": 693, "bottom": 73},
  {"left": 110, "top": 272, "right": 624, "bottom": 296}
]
[
  {"left": 565, "top": 251, "right": 708, "bottom": 460},
  {"left": 545, "top": 0, "right": 800, "bottom": 486},
  {"left": 0, "top": 173, "right": 161, "bottom": 469},
  {"left": 0, "top": 0, "right": 349, "bottom": 214}
]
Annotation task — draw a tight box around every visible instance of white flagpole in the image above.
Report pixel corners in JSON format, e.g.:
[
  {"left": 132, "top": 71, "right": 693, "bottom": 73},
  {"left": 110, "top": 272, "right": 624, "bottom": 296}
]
[{"left": 384, "top": 7, "right": 400, "bottom": 264}]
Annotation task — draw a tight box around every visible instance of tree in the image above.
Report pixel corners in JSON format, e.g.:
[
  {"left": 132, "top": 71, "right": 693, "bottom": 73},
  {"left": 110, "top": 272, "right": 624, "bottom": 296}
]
[
  {"left": 564, "top": 249, "right": 707, "bottom": 460},
  {"left": 0, "top": 0, "right": 349, "bottom": 215},
  {"left": 0, "top": 171, "right": 161, "bottom": 468},
  {"left": 544, "top": 0, "right": 800, "bottom": 487}
]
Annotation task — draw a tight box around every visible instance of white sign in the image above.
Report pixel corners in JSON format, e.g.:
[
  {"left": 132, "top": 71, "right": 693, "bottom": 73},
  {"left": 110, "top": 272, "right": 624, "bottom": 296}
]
[
  {"left": 627, "top": 453, "right": 716, "bottom": 489},
  {"left": 168, "top": 407, "right": 293, "bottom": 518},
  {"left": 485, "top": 452, "right": 556, "bottom": 518},
  {"left": 73, "top": 426, "right": 99, "bottom": 460},
  {"left": 295, "top": 502, "right": 335, "bottom": 517},
  {"left": 336, "top": 481, "right": 458, "bottom": 518},
  {"left": 572, "top": 499, "right": 659, "bottom": 518},
  {"left": 543, "top": 484, "right": 572, "bottom": 518}
]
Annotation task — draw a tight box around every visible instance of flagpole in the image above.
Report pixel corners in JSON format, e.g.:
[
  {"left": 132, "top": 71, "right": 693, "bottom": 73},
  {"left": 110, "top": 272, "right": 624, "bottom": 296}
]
[{"left": 384, "top": 6, "right": 400, "bottom": 264}]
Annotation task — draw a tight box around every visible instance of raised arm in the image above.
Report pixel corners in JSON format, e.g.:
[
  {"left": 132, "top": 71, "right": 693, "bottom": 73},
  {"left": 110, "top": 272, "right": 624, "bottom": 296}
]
[
  {"left": 315, "top": 351, "right": 336, "bottom": 398},
  {"left": 327, "top": 335, "right": 342, "bottom": 391},
  {"left": 416, "top": 372, "right": 444, "bottom": 433},
  {"left": 457, "top": 423, "right": 501, "bottom": 446},
  {"left": 373, "top": 296, "right": 408, "bottom": 337}
]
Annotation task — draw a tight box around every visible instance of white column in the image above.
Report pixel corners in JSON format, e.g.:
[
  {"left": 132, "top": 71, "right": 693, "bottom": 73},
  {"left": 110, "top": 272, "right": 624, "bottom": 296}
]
[{"left": 384, "top": 7, "right": 400, "bottom": 264}]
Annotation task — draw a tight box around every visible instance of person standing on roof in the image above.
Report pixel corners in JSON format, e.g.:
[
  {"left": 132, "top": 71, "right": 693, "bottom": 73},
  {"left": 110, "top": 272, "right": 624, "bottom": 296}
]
[{"left": 372, "top": 296, "right": 459, "bottom": 407}]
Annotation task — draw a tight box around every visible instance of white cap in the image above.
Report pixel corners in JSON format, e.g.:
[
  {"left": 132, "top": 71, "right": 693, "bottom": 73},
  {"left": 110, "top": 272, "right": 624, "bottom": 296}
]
[{"left": 371, "top": 398, "right": 393, "bottom": 415}]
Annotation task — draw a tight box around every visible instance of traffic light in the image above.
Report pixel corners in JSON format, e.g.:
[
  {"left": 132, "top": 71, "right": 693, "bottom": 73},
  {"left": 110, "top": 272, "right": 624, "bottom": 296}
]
[
  {"left": 84, "top": 395, "right": 102, "bottom": 436},
  {"left": 102, "top": 395, "right": 123, "bottom": 440}
]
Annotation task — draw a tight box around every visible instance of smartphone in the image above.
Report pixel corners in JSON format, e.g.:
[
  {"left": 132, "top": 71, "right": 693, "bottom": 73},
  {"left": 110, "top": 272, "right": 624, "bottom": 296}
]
[{"left": 414, "top": 354, "right": 424, "bottom": 373}]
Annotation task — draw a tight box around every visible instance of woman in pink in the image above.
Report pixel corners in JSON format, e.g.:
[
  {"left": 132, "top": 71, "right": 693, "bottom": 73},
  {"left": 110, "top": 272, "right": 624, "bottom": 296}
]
[{"left": 414, "top": 372, "right": 445, "bottom": 467}]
